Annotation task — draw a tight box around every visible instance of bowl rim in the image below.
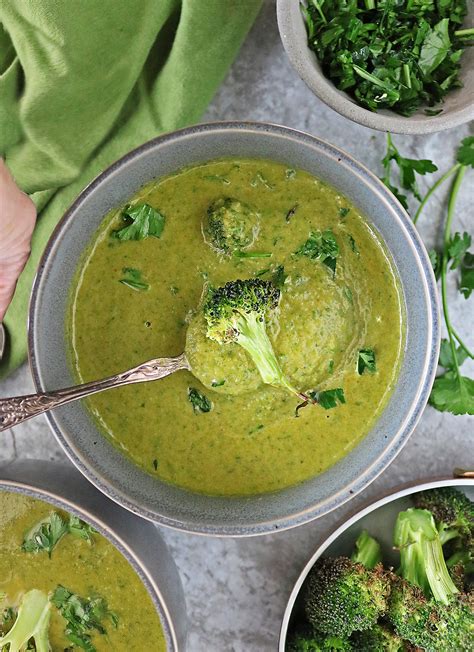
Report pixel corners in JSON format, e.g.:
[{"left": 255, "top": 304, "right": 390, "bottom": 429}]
[
  {"left": 28, "top": 120, "right": 440, "bottom": 536},
  {"left": 276, "top": 0, "right": 474, "bottom": 135},
  {"left": 0, "top": 459, "right": 184, "bottom": 651},
  {"left": 278, "top": 476, "right": 474, "bottom": 650}
]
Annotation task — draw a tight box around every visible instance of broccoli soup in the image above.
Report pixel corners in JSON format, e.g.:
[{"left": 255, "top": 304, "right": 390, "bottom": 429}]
[
  {"left": 0, "top": 492, "right": 165, "bottom": 651},
  {"left": 69, "top": 159, "right": 404, "bottom": 496}
]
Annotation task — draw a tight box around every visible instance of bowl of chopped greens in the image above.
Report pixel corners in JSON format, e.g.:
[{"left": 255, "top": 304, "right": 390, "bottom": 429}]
[
  {"left": 279, "top": 478, "right": 474, "bottom": 651},
  {"left": 0, "top": 459, "right": 187, "bottom": 651},
  {"left": 277, "top": 0, "right": 474, "bottom": 134}
]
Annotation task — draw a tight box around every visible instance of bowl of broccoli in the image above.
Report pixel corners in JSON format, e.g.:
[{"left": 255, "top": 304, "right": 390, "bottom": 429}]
[{"left": 280, "top": 478, "right": 474, "bottom": 651}]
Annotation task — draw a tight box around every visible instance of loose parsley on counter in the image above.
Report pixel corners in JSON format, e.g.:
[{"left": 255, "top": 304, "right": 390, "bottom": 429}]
[{"left": 381, "top": 135, "right": 474, "bottom": 415}]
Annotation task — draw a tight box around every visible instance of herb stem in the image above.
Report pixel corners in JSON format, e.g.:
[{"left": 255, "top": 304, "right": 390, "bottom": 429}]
[
  {"left": 413, "top": 163, "right": 461, "bottom": 225},
  {"left": 452, "top": 327, "right": 474, "bottom": 359},
  {"left": 311, "top": 0, "right": 327, "bottom": 24},
  {"left": 454, "top": 28, "right": 474, "bottom": 37},
  {"left": 441, "top": 167, "right": 466, "bottom": 380}
]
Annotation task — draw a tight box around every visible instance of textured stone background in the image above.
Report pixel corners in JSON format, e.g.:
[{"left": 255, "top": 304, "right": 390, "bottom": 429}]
[{"left": 1, "top": 2, "right": 473, "bottom": 650}]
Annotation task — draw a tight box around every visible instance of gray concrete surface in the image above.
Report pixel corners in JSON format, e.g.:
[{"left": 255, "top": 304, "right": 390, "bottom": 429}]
[{"left": 1, "top": 2, "right": 473, "bottom": 650}]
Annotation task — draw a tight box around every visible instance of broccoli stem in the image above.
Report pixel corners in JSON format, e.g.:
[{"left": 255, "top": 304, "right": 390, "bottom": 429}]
[
  {"left": 394, "top": 509, "right": 458, "bottom": 605},
  {"left": 351, "top": 530, "right": 382, "bottom": 569},
  {"left": 0, "top": 590, "right": 51, "bottom": 652},
  {"left": 235, "top": 312, "right": 307, "bottom": 401}
]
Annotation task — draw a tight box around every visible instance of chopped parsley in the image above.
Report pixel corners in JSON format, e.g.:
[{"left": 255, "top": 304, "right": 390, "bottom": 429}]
[
  {"left": 51, "top": 585, "right": 118, "bottom": 652},
  {"left": 234, "top": 251, "right": 273, "bottom": 259},
  {"left": 188, "top": 387, "right": 213, "bottom": 413},
  {"left": 113, "top": 202, "right": 165, "bottom": 240},
  {"left": 211, "top": 379, "right": 226, "bottom": 388},
  {"left": 339, "top": 207, "right": 350, "bottom": 219},
  {"left": 203, "top": 174, "right": 231, "bottom": 185},
  {"left": 357, "top": 349, "right": 377, "bottom": 375},
  {"left": 250, "top": 172, "right": 275, "bottom": 190},
  {"left": 302, "top": 1, "right": 473, "bottom": 116},
  {"left": 119, "top": 268, "right": 149, "bottom": 291},
  {"left": 348, "top": 235, "right": 359, "bottom": 255},
  {"left": 272, "top": 264, "right": 288, "bottom": 289},
  {"left": 295, "top": 229, "right": 339, "bottom": 273},
  {"left": 286, "top": 204, "right": 299, "bottom": 222}
]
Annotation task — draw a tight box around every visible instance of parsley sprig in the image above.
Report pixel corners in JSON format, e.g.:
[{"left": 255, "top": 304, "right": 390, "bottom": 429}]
[
  {"left": 381, "top": 135, "right": 473, "bottom": 415},
  {"left": 22, "top": 511, "right": 96, "bottom": 557}
]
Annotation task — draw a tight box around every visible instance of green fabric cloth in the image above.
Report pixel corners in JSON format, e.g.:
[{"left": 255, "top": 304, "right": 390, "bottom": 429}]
[{"left": 0, "top": 0, "right": 261, "bottom": 378}]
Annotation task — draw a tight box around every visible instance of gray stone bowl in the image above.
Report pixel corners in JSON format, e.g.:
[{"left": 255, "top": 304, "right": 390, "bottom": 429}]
[
  {"left": 29, "top": 122, "right": 439, "bottom": 536},
  {"left": 277, "top": 1, "right": 474, "bottom": 134},
  {"left": 0, "top": 459, "right": 187, "bottom": 650},
  {"left": 279, "top": 477, "right": 474, "bottom": 649}
]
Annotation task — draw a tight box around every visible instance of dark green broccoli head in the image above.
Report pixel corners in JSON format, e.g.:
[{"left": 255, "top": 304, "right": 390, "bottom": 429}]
[
  {"left": 387, "top": 577, "right": 474, "bottom": 651},
  {"left": 304, "top": 557, "right": 391, "bottom": 638},
  {"left": 412, "top": 487, "right": 473, "bottom": 540},
  {"left": 287, "top": 625, "right": 352, "bottom": 651},
  {"left": 204, "top": 279, "right": 280, "bottom": 344},
  {"left": 204, "top": 197, "right": 260, "bottom": 255},
  {"left": 351, "top": 623, "right": 407, "bottom": 651}
]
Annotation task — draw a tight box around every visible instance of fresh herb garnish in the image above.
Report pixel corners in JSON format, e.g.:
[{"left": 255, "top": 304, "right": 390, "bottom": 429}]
[
  {"left": 22, "top": 512, "right": 69, "bottom": 558},
  {"left": 203, "top": 174, "right": 231, "bottom": 185},
  {"left": 381, "top": 135, "right": 474, "bottom": 415},
  {"left": 272, "top": 264, "right": 287, "bottom": 289},
  {"left": 51, "top": 586, "right": 118, "bottom": 652},
  {"left": 357, "top": 349, "right": 377, "bottom": 375},
  {"left": 308, "top": 387, "right": 346, "bottom": 410},
  {"left": 285, "top": 168, "right": 296, "bottom": 180},
  {"left": 339, "top": 207, "right": 350, "bottom": 219},
  {"left": 22, "top": 512, "right": 95, "bottom": 557},
  {"left": 295, "top": 229, "right": 339, "bottom": 273},
  {"left": 348, "top": 235, "right": 359, "bottom": 255},
  {"left": 211, "top": 379, "right": 226, "bottom": 387},
  {"left": 286, "top": 204, "right": 299, "bottom": 222},
  {"left": 234, "top": 251, "right": 273, "bottom": 259},
  {"left": 188, "top": 387, "right": 213, "bottom": 413},
  {"left": 119, "top": 268, "right": 149, "bottom": 291},
  {"left": 113, "top": 203, "right": 165, "bottom": 241},
  {"left": 250, "top": 172, "right": 275, "bottom": 190},
  {"left": 302, "top": 1, "right": 473, "bottom": 116}
]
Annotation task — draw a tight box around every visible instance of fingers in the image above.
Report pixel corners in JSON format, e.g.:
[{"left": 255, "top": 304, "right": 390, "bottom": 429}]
[{"left": 0, "top": 160, "right": 37, "bottom": 321}]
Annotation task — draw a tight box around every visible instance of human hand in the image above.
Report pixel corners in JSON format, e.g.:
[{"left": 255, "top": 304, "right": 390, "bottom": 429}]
[{"left": 0, "top": 160, "right": 36, "bottom": 321}]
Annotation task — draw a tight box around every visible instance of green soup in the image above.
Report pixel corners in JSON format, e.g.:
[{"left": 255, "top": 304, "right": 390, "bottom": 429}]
[
  {"left": 69, "top": 159, "right": 404, "bottom": 496},
  {"left": 0, "top": 492, "right": 165, "bottom": 651}
]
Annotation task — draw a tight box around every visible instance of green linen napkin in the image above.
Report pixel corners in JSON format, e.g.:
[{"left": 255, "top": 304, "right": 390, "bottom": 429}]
[{"left": 0, "top": 0, "right": 262, "bottom": 378}]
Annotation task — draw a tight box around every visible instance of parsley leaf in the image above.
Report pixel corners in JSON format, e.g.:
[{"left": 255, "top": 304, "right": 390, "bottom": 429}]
[
  {"left": 460, "top": 251, "right": 474, "bottom": 299},
  {"left": 119, "top": 268, "right": 149, "bottom": 291},
  {"left": 382, "top": 135, "right": 437, "bottom": 202},
  {"left": 429, "top": 248, "right": 442, "bottom": 280},
  {"left": 22, "top": 512, "right": 96, "bottom": 557},
  {"left": 308, "top": 387, "right": 346, "bottom": 410},
  {"left": 357, "top": 349, "right": 377, "bottom": 375},
  {"left": 22, "top": 512, "right": 69, "bottom": 558},
  {"left": 188, "top": 387, "right": 213, "bottom": 413},
  {"left": 429, "top": 374, "right": 474, "bottom": 415},
  {"left": 439, "top": 338, "right": 468, "bottom": 370},
  {"left": 447, "top": 231, "right": 471, "bottom": 269},
  {"left": 419, "top": 19, "right": 451, "bottom": 76},
  {"left": 113, "top": 203, "right": 165, "bottom": 241},
  {"left": 456, "top": 136, "right": 474, "bottom": 168},
  {"left": 51, "top": 585, "right": 118, "bottom": 652},
  {"left": 272, "top": 264, "right": 287, "bottom": 289},
  {"left": 295, "top": 229, "right": 339, "bottom": 273},
  {"left": 234, "top": 251, "right": 272, "bottom": 259}
]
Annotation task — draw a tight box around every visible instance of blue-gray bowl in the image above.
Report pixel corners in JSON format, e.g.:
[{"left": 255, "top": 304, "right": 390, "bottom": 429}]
[{"left": 29, "top": 122, "right": 439, "bottom": 536}]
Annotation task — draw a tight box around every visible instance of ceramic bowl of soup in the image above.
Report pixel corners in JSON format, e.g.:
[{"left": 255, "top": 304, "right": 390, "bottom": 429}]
[
  {"left": 279, "top": 477, "right": 474, "bottom": 650},
  {"left": 29, "top": 122, "right": 439, "bottom": 535},
  {"left": 0, "top": 459, "right": 186, "bottom": 650}
]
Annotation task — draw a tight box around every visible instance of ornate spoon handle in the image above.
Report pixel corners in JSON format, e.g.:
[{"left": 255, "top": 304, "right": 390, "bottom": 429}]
[{"left": 0, "top": 353, "right": 189, "bottom": 432}]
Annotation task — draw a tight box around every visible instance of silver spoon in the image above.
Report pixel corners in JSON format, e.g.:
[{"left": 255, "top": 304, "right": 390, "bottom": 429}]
[{"left": 0, "top": 353, "right": 189, "bottom": 432}]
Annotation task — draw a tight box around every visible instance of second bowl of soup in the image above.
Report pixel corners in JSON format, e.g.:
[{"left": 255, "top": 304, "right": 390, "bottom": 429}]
[{"left": 29, "top": 122, "right": 439, "bottom": 535}]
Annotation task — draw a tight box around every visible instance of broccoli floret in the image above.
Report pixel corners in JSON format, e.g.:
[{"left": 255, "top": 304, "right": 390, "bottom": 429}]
[
  {"left": 203, "top": 197, "right": 260, "bottom": 255},
  {"left": 351, "top": 623, "right": 408, "bottom": 651},
  {"left": 287, "top": 625, "right": 352, "bottom": 651},
  {"left": 387, "top": 576, "right": 474, "bottom": 651},
  {"left": 412, "top": 487, "right": 473, "bottom": 544},
  {"left": 304, "top": 557, "right": 390, "bottom": 638},
  {"left": 203, "top": 279, "right": 308, "bottom": 400},
  {"left": 0, "top": 590, "right": 51, "bottom": 652},
  {"left": 394, "top": 508, "right": 459, "bottom": 604},
  {"left": 351, "top": 530, "right": 382, "bottom": 570}
]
